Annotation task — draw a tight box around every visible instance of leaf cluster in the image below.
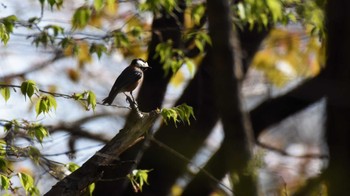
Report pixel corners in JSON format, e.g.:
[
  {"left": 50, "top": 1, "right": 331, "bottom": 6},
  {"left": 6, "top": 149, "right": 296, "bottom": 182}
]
[
  {"left": 127, "top": 169, "right": 152, "bottom": 193},
  {"left": 0, "top": 15, "right": 18, "bottom": 45},
  {"left": 161, "top": 103, "right": 195, "bottom": 127}
]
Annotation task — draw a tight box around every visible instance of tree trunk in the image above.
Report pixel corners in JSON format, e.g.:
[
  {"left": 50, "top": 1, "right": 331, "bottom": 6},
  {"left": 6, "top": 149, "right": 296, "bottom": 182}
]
[{"left": 324, "top": 0, "right": 350, "bottom": 194}]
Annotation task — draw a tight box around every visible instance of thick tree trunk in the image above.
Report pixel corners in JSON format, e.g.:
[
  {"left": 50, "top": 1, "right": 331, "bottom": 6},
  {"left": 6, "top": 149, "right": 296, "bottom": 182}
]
[
  {"left": 323, "top": 0, "right": 350, "bottom": 194},
  {"left": 188, "top": 0, "right": 256, "bottom": 195}
]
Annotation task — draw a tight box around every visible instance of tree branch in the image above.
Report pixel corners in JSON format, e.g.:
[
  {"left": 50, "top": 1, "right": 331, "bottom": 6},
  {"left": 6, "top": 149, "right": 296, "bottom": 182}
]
[
  {"left": 44, "top": 103, "right": 160, "bottom": 196},
  {"left": 250, "top": 73, "right": 326, "bottom": 139},
  {"left": 0, "top": 50, "right": 64, "bottom": 81}
]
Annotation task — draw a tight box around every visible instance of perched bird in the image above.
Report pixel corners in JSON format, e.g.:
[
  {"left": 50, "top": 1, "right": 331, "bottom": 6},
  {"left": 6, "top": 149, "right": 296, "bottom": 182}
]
[{"left": 102, "top": 58, "right": 150, "bottom": 105}]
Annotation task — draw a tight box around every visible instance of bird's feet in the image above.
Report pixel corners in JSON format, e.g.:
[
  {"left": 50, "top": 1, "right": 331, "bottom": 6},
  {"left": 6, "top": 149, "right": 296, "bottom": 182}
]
[{"left": 124, "top": 94, "right": 138, "bottom": 109}]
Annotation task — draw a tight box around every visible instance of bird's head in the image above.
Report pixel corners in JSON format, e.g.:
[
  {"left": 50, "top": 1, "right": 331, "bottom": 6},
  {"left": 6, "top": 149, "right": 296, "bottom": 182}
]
[{"left": 131, "top": 58, "right": 150, "bottom": 70}]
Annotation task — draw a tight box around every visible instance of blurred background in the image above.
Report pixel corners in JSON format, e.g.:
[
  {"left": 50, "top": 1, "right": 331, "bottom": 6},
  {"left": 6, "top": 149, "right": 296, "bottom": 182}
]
[{"left": 1, "top": 0, "right": 342, "bottom": 195}]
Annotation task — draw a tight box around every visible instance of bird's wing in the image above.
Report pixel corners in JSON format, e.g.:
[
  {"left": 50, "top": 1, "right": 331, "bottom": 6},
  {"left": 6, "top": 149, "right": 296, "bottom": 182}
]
[
  {"left": 102, "top": 66, "right": 142, "bottom": 105},
  {"left": 113, "top": 67, "right": 142, "bottom": 92}
]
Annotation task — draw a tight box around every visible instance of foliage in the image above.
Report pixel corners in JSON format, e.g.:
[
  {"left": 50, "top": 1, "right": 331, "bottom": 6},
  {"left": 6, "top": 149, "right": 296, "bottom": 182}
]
[
  {"left": 161, "top": 103, "right": 195, "bottom": 127},
  {"left": 0, "top": 15, "right": 17, "bottom": 45},
  {"left": 0, "top": 85, "right": 10, "bottom": 102},
  {"left": 252, "top": 28, "right": 324, "bottom": 87},
  {"left": 127, "top": 169, "right": 152, "bottom": 193},
  {"left": 0, "top": 0, "right": 329, "bottom": 194},
  {"left": 18, "top": 172, "right": 40, "bottom": 196}
]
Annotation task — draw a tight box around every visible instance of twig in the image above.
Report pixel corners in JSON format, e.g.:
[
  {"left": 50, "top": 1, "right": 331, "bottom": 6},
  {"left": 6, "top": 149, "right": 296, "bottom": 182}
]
[{"left": 256, "top": 141, "right": 329, "bottom": 159}]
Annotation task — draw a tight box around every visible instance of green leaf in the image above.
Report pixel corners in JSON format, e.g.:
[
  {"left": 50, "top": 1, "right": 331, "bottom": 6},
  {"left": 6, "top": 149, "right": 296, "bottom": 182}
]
[
  {"left": 72, "top": 6, "right": 92, "bottom": 29},
  {"left": 161, "top": 103, "right": 195, "bottom": 126},
  {"left": 47, "top": 0, "right": 63, "bottom": 9},
  {"left": 89, "top": 43, "right": 107, "bottom": 59},
  {"left": 266, "top": 0, "right": 282, "bottom": 22},
  {"left": 184, "top": 58, "right": 195, "bottom": 76},
  {"left": 112, "top": 31, "right": 129, "bottom": 47},
  {"left": 87, "top": 91, "right": 97, "bottom": 110},
  {"left": 237, "top": 3, "right": 246, "bottom": 20},
  {"left": 0, "top": 87, "right": 10, "bottom": 102},
  {"left": 191, "top": 4, "right": 205, "bottom": 25},
  {"left": 0, "top": 23, "right": 9, "bottom": 45},
  {"left": 28, "top": 146, "right": 41, "bottom": 164},
  {"left": 44, "top": 25, "right": 64, "bottom": 36},
  {"left": 1, "top": 15, "right": 18, "bottom": 33},
  {"left": 72, "top": 92, "right": 85, "bottom": 100},
  {"left": 127, "top": 169, "right": 152, "bottom": 192},
  {"left": 47, "top": 95, "right": 57, "bottom": 110},
  {"left": 21, "top": 80, "right": 37, "bottom": 100},
  {"left": 94, "top": 0, "right": 105, "bottom": 12},
  {"left": 18, "top": 172, "right": 35, "bottom": 194},
  {"left": 0, "top": 174, "right": 10, "bottom": 190},
  {"left": 130, "top": 26, "right": 142, "bottom": 38},
  {"left": 66, "top": 162, "right": 80, "bottom": 172},
  {"left": 34, "top": 125, "right": 49, "bottom": 143},
  {"left": 0, "top": 157, "right": 8, "bottom": 171},
  {"left": 88, "top": 183, "right": 95, "bottom": 196},
  {"left": 35, "top": 95, "right": 57, "bottom": 116}
]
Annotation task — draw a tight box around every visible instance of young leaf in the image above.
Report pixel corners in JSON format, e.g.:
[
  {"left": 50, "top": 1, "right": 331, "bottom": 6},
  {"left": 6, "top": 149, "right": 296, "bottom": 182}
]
[
  {"left": 89, "top": 43, "right": 107, "bottom": 59},
  {"left": 87, "top": 91, "right": 97, "bottom": 110},
  {"left": 66, "top": 162, "right": 80, "bottom": 172},
  {"left": 18, "top": 172, "right": 36, "bottom": 195},
  {"left": 0, "top": 157, "right": 8, "bottom": 171},
  {"left": 47, "top": 95, "right": 57, "bottom": 111},
  {"left": 94, "top": 0, "right": 105, "bottom": 12},
  {"left": 88, "top": 183, "right": 95, "bottom": 196},
  {"left": 161, "top": 103, "right": 195, "bottom": 126},
  {"left": 34, "top": 125, "right": 49, "bottom": 143},
  {"left": 28, "top": 146, "right": 41, "bottom": 164},
  {"left": 0, "top": 23, "right": 9, "bottom": 45},
  {"left": 0, "top": 174, "right": 10, "bottom": 190},
  {"left": 47, "top": 0, "right": 63, "bottom": 9},
  {"left": 0, "top": 15, "right": 17, "bottom": 44},
  {"left": 35, "top": 95, "right": 57, "bottom": 116},
  {"left": 21, "top": 80, "right": 37, "bottom": 100},
  {"left": 127, "top": 169, "right": 152, "bottom": 193},
  {"left": 0, "top": 87, "right": 10, "bottom": 102},
  {"left": 72, "top": 6, "right": 92, "bottom": 29}
]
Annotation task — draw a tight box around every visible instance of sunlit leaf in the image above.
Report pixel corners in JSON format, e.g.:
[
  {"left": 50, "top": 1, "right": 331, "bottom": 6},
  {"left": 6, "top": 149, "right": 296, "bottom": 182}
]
[
  {"left": 18, "top": 172, "right": 35, "bottom": 195},
  {"left": 21, "top": 80, "right": 37, "bottom": 100},
  {"left": 161, "top": 103, "right": 195, "bottom": 126},
  {"left": 35, "top": 95, "right": 57, "bottom": 116},
  {"left": 88, "top": 183, "right": 95, "bottom": 196},
  {"left": 0, "top": 157, "right": 8, "bottom": 171},
  {"left": 0, "top": 174, "right": 10, "bottom": 190},
  {"left": 127, "top": 169, "right": 152, "bottom": 192},
  {"left": 0, "top": 24, "right": 9, "bottom": 45},
  {"left": 106, "top": 0, "right": 118, "bottom": 15},
  {"left": 0, "top": 87, "right": 10, "bottom": 102},
  {"left": 66, "top": 162, "right": 80, "bottom": 172},
  {"left": 28, "top": 146, "right": 41, "bottom": 164},
  {"left": 89, "top": 43, "right": 107, "bottom": 59},
  {"left": 191, "top": 4, "right": 205, "bottom": 25},
  {"left": 94, "top": 0, "right": 105, "bottom": 12},
  {"left": 87, "top": 90, "right": 97, "bottom": 110},
  {"left": 72, "top": 6, "right": 92, "bottom": 29}
]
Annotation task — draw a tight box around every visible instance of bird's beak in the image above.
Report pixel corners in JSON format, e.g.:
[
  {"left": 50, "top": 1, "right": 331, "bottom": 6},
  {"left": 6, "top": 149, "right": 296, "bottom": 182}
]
[{"left": 144, "top": 62, "right": 151, "bottom": 69}]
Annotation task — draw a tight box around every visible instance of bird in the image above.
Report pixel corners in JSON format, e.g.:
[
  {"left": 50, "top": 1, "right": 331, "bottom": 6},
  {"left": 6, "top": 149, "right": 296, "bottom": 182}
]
[{"left": 102, "top": 58, "right": 150, "bottom": 105}]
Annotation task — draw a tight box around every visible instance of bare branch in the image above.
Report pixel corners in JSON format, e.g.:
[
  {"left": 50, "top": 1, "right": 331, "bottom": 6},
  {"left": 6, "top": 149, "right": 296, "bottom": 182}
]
[
  {"left": 0, "top": 50, "right": 64, "bottom": 81},
  {"left": 256, "top": 141, "right": 329, "bottom": 159}
]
